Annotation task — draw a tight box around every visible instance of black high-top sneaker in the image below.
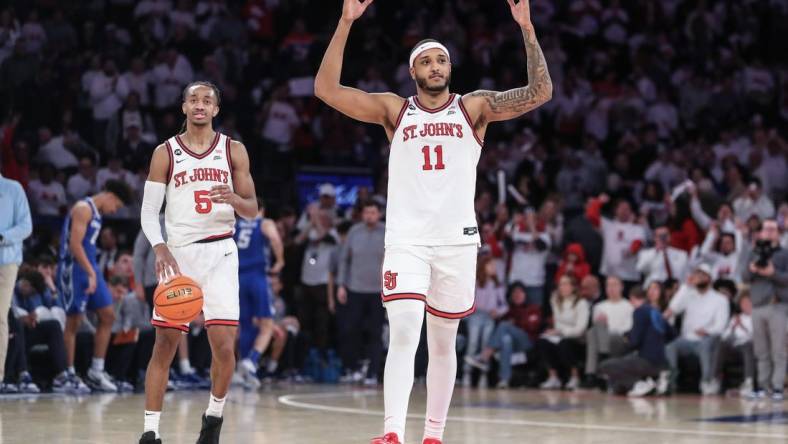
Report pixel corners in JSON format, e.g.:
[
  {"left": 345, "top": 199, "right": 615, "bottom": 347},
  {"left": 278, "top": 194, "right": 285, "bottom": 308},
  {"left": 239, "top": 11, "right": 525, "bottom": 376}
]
[
  {"left": 196, "top": 414, "right": 223, "bottom": 444},
  {"left": 139, "top": 431, "right": 162, "bottom": 444}
]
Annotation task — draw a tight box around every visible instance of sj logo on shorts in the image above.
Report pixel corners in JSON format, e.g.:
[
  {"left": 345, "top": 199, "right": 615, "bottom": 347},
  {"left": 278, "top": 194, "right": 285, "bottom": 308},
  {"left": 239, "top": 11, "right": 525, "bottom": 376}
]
[{"left": 383, "top": 270, "right": 398, "bottom": 290}]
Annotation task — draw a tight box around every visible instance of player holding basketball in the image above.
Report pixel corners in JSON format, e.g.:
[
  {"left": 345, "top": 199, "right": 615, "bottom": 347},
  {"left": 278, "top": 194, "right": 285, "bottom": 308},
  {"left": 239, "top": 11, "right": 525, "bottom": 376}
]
[
  {"left": 315, "top": 1, "right": 552, "bottom": 443},
  {"left": 234, "top": 199, "right": 285, "bottom": 388},
  {"left": 57, "top": 179, "right": 133, "bottom": 393},
  {"left": 138, "top": 81, "right": 257, "bottom": 444}
]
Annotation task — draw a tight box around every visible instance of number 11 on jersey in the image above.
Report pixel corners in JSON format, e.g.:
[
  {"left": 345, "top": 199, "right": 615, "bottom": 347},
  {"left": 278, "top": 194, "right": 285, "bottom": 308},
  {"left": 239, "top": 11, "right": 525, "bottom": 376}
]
[{"left": 421, "top": 145, "right": 445, "bottom": 171}]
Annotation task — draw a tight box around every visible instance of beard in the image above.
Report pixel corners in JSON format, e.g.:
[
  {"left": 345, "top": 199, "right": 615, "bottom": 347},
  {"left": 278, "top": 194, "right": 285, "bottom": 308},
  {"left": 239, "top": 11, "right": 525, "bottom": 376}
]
[{"left": 415, "top": 72, "right": 451, "bottom": 93}]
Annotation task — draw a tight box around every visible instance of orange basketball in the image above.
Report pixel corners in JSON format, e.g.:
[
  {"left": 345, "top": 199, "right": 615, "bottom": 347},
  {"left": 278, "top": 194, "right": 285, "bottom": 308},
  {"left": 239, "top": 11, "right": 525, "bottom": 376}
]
[{"left": 153, "top": 275, "right": 204, "bottom": 324}]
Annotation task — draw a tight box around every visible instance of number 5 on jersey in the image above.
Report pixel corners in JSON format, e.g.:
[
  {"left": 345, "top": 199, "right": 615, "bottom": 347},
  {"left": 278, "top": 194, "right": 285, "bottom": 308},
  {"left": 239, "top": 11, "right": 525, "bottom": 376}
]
[
  {"left": 194, "top": 190, "right": 212, "bottom": 214},
  {"left": 421, "top": 145, "right": 445, "bottom": 171}
]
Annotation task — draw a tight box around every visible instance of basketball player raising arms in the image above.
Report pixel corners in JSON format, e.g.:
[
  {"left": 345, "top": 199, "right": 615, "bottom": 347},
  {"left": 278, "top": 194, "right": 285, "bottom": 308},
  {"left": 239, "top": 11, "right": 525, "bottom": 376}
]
[
  {"left": 138, "top": 81, "right": 258, "bottom": 444},
  {"left": 315, "top": 1, "right": 552, "bottom": 443}
]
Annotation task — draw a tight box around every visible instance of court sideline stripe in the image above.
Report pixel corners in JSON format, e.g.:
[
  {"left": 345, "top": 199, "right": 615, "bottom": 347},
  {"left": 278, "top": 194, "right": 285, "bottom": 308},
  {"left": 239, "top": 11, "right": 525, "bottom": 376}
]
[{"left": 277, "top": 391, "right": 788, "bottom": 440}]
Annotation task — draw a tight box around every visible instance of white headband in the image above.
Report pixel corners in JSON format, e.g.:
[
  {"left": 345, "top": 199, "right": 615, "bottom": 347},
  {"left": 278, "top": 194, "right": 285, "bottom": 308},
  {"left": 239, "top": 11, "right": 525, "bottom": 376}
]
[{"left": 409, "top": 41, "right": 451, "bottom": 67}]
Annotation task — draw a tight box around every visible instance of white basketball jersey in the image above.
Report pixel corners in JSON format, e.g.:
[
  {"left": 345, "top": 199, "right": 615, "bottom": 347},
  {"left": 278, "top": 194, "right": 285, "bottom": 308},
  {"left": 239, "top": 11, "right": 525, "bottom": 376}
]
[
  {"left": 386, "top": 94, "right": 482, "bottom": 246},
  {"left": 164, "top": 132, "right": 236, "bottom": 247}
]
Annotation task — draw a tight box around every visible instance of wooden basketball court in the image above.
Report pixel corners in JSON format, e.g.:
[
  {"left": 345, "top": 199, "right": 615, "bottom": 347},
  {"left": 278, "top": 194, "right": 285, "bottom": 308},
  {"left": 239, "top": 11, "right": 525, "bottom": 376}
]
[{"left": 1, "top": 384, "right": 786, "bottom": 443}]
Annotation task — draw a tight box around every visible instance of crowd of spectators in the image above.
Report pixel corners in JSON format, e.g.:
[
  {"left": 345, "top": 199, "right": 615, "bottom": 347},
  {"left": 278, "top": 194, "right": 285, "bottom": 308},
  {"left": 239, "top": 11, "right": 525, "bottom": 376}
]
[{"left": 1, "top": 0, "right": 788, "bottom": 397}]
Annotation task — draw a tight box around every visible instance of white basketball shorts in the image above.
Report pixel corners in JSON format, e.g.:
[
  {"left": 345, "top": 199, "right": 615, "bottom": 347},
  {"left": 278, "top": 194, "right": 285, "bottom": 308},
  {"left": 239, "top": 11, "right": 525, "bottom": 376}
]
[
  {"left": 152, "top": 236, "right": 240, "bottom": 331},
  {"left": 380, "top": 244, "right": 478, "bottom": 319}
]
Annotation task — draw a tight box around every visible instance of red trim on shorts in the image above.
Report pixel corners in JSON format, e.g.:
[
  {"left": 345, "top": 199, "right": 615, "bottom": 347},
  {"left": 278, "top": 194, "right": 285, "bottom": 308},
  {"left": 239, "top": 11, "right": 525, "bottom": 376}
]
[
  {"left": 205, "top": 319, "right": 239, "bottom": 327},
  {"left": 458, "top": 96, "right": 484, "bottom": 147},
  {"left": 413, "top": 93, "right": 455, "bottom": 113},
  {"left": 165, "top": 141, "right": 174, "bottom": 184},
  {"left": 426, "top": 303, "right": 477, "bottom": 320},
  {"left": 392, "top": 100, "right": 409, "bottom": 136},
  {"left": 225, "top": 136, "right": 233, "bottom": 174},
  {"left": 196, "top": 232, "right": 234, "bottom": 243},
  {"left": 151, "top": 319, "right": 189, "bottom": 332},
  {"left": 381, "top": 292, "right": 427, "bottom": 303},
  {"left": 175, "top": 132, "right": 221, "bottom": 159}
]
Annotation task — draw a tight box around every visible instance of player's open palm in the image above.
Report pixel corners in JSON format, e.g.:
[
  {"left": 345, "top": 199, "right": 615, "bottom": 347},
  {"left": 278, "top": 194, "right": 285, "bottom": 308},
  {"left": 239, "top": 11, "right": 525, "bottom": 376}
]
[
  {"left": 342, "top": 0, "right": 374, "bottom": 22},
  {"left": 507, "top": 0, "right": 532, "bottom": 28}
]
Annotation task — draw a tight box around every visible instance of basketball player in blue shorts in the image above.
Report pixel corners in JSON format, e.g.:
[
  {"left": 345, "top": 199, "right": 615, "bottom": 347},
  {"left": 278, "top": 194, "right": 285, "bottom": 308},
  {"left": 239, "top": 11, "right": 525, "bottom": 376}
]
[
  {"left": 57, "top": 179, "right": 133, "bottom": 392},
  {"left": 234, "top": 199, "right": 285, "bottom": 388}
]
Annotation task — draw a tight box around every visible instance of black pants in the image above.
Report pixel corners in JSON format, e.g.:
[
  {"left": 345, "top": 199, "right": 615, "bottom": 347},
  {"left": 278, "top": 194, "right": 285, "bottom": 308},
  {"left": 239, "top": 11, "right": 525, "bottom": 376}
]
[
  {"left": 335, "top": 291, "right": 385, "bottom": 379},
  {"left": 537, "top": 337, "right": 585, "bottom": 380},
  {"left": 599, "top": 354, "right": 661, "bottom": 394},
  {"left": 4, "top": 313, "right": 25, "bottom": 381},
  {"left": 296, "top": 284, "right": 332, "bottom": 351},
  {"left": 25, "top": 319, "right": 67, "bottom": 376},
  {"left": 107, "top": 340, "right": 137, "bottom": 382}
]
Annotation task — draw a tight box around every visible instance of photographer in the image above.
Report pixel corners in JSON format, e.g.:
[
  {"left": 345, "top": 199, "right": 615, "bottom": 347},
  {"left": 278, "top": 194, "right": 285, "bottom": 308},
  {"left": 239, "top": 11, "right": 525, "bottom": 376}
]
[{"left": 742, "top": 219, "right": 788, "bottom": 401}]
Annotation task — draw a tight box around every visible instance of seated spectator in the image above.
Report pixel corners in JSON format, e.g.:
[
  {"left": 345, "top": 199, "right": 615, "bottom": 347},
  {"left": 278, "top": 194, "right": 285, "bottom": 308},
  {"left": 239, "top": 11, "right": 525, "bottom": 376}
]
[
  {"left": 584, "top": 276, "right": 633, "bottom": 385},
  {"left": 66, "top": 155, "right": 97, "bottom": 203},
  {"left": 599, "top": 288, "right": 673, "bottom": 396},
  {"left": 265, "top": 275, "right": 301, "bottom": 379},
  {"left": 464, "top": 283, "right": 542, "bottom": 388},
  {"left": 715, "top": 292, "right": 754, "bottom": 395},
  {"left": 698, "top": 223, "right": 745, "bottom": 284},
  {"left": 538, "top": 275, "right": 590, "bottom": 390},
  {"left": 27, "top": 163, "right": 67, "bottom": 216},
  {"left": 9, "top": 268, "right": 74, "bottom": 393},
  {"left": 664, "top": 263, "right": 730, "bottom": 395},
  {"left": 104, "top": 276, "right": 141, "bottom": 391},
  {"left": 637, "top": 224, "right": 689, "bottom": 288},
  {"left": 461, "top": 256, "right": 508, "bottom": 387},
  {"left": 506, "top": 208, "right": 551, "bottom": 306},
  {"left": 646, "top": 280, "right": 667, "bottom": 311},
  {"left": 555, "top": 243, "right": 591, "bottom": 285}
]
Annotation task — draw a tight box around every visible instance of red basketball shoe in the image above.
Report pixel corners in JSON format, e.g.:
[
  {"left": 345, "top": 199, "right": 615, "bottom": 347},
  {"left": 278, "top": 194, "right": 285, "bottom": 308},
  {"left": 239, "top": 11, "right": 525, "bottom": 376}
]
[
  {"left": 423, "top": 439, "right": 442, "bottom": 444},
  {"left": 370, "top": 433, "right": 401, "bottom": 444}
]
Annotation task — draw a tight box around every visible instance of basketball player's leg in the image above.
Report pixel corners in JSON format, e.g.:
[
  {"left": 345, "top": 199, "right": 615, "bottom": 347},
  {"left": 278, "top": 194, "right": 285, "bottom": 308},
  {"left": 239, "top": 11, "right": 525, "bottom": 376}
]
[
  {"left": 142, "top": 326, "right": 182, "bottom": 440},
  {"left": 422, "top": 244, "right": 477, "bottom": 442},
  {"left": 63, "top": 313, "right": 83, "bottom": 371},
  {"left": 378, "top": 245, "right": 431, "bottom": 443},
  {"left": 247, "top": 274, "right": 275, "bottom": 365}
]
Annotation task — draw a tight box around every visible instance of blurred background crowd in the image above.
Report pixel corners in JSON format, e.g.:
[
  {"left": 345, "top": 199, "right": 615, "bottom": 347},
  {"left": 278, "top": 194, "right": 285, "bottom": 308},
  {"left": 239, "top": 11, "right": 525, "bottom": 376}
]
[{"left": 1, "top": 0, "right": 787, "bottom": 397}]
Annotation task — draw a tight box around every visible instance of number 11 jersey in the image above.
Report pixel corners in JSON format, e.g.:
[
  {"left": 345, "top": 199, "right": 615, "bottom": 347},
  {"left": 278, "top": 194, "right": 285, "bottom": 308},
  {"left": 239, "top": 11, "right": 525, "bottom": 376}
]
[
  {"left": 164, "top": 132, "right": 236, "bottom": 247},
  {"left": 386, "top": 94, "right": 482, "bottom": 247}
]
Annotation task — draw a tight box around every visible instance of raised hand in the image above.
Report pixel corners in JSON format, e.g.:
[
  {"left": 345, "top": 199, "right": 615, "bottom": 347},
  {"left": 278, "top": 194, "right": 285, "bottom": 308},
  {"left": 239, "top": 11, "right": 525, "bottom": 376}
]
[
  {"left": 507, "top": 0, "right": 532, "bottom": 29},
  {"left": 342, "top": 0, "right": 374, "bottom": 22}
]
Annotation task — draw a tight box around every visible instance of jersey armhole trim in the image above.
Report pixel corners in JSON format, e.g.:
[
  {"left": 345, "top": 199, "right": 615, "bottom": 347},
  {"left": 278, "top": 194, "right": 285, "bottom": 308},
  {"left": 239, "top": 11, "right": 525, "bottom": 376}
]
[
  {"left": 225, "top": 135, "right": 233, "bottom": 175},
  {"left": 391, "top": 99, "right": 410, "bottom": 136},
  {"left": 164, "top": 140, "right": 174, "bottom": 184},
  {"left": 458, "top": 96, "right": 484, "bottom": 148}
]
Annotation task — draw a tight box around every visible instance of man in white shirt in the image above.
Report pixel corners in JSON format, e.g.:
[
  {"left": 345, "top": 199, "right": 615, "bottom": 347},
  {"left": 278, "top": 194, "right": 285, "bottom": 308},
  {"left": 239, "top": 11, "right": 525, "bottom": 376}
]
[
  {"left": 664, "top": 263, "right": 730, "bottom": 395},
  {"left": 261, "top": 86, "right": 300, "bottom": 149},
  {"left": 27, "top": 163, "right": 66, "bottom": 216},
  {"left": 637, "top": 225, "right": 689, "bottom": 288},
  {"left": 585, "top": 276, "right": 634, "bottom": 380},
  {"left": 698, "top": 224, "right": 745, "bottom": 284},
  {"left": 507, "top": 209, "right": 551, "bottom": 307},
  {"left": 90, "top": 59, "right": 129, "bottom": 122},
  {"left": 733, "top": 178, "right": 775, "bottom": 221}
]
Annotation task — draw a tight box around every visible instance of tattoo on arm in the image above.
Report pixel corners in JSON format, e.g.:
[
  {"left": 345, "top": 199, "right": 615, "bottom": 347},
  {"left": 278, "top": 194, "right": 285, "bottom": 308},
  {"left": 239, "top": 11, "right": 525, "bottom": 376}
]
[{"left": 470, "top": 26, "right": 553, "bottom": 120}]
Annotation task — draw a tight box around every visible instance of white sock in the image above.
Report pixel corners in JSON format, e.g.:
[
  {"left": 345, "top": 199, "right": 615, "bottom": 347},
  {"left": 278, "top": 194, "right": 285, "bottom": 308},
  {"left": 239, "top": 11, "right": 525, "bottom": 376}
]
[
  {"left": 144, "top": 410, "right": 161, "bottom": 438},
  {"left": 67, "top": 366, "right": 76, "bottom": 375},
  {"left": 179, "top": 358, "right": 194, "bottom": 375},
  {"left": 383, "top": 300, "right": 425, "bottom": 442},
  {"left": 91, "top": 358, "right": 105, "bottom": 372},
  {"left": 205, "top": 393, "right": 227, "bottom": 418},
  {"left": 423, "top": 315, "right": 459, "bottom": 441},
  {"left": 266, "top": 360, "right": 279, "bottom": 374}
]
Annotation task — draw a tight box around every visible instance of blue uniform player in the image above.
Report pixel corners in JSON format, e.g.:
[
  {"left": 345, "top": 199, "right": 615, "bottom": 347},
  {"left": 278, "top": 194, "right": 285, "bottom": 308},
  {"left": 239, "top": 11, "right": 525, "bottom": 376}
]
[
  {"left": 57, "top": 180, "right": 132, "bottom": 392},
  {"left": 234, "top": 200, "right": 284, "bottom": 387}
]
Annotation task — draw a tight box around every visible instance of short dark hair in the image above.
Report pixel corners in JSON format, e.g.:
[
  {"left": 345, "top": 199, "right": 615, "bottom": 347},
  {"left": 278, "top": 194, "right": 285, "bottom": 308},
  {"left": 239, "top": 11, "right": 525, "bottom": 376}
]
[
  {"left": 103, "top": 179, "right": 134, "bottom": 205},
  {"left": 182, "top": 81, "right": 221, "bottom": 106},
  {"left": 361, "top": 200, "right": 381, "bottom": 211},
  {"left": 629, "top": 287, "right": 646, "bottom": 300}
]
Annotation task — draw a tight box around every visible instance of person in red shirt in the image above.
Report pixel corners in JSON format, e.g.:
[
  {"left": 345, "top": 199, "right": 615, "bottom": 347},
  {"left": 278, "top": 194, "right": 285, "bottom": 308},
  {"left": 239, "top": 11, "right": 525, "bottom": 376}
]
[
  {"left": 464, "top": 282, "right": 542, "bottom": 388},
  {"left": 555, "top": 243, "right": 591, "bottom": 284}
]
